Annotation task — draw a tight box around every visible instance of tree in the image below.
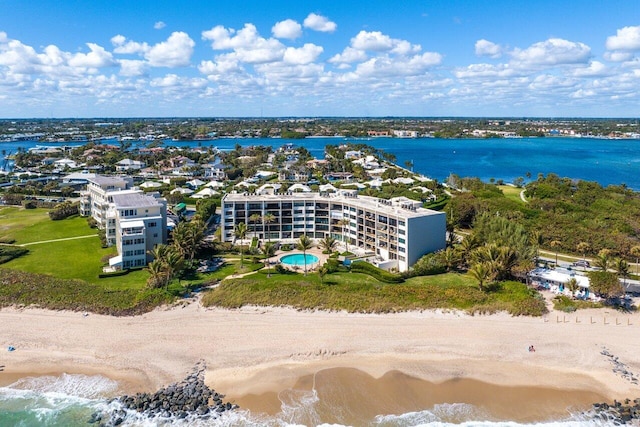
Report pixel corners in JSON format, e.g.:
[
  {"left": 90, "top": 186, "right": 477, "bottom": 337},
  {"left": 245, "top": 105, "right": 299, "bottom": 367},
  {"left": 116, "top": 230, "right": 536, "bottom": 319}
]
[
  {"left": 261, "top": 241, "right": 276, "bottom": 277},
  {"left": 455, "top": 235, "right": 479, "bottom": 268},
  {"left": 594, "top": 249, "right": 612, "bottom": 272},
  {"left": 614, "top": 258, "right": 630, "bottom": 287},
  {"left": 234, "top": 222, "right": 248, "bottom": 269},
  {"left": 249, "top": 213, "right": 262, "bottom": 240},
  {"left": 566, "top": 277, "right": 579, "bottom": 296},
  {"left": 588, "top": 271, "right": 624, "bottom": 300},
  {"left": 172, "top": 220, "right": 204, "bottom": 261},
  {"left": 468, "top": 262, "right": 494, "bottom": 292},
  {"left": 576, "top": 241, "right": 590, "bottom": 270},
  {"left": 318, "top": 236, "right": 338, "bottom": 254},
  {"left": 147, "top": 244, "right": 184, "bottom": 290},
  {"left": 337, "top": 218, "right": 350, "bottom": 253},
  {"left": 263, "top": 212, "right": 275, "bottom": 242},
  {"left": 318, "top": 265, "right": 328, "bottom": 284},
  {"left": 630, "top": 245, "right": 640, "bottom": 276},
  {"left": 296, "top": 234, "right": 313, "bottom": 276},
  {"left": 550, "top": 240, "right": 562, "bottom": 266},
  {"left": 438, "top": 247, "right": 460, "bottom": 272}
]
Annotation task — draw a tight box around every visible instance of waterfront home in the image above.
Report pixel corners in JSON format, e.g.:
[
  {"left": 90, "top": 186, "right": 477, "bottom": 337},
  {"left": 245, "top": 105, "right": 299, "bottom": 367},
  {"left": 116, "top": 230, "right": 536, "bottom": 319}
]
[
  {"left": 80, "top": 175, "right": 168, "bottom": 270},
  {"left": 220, "top": 191, "right": 446, "bottom": 272},
  {"left": 116, "top": 159, "right": 146, "bottom": 172},
  {"left": 528, "top": 267, "right": 597, "bottom": 300}
]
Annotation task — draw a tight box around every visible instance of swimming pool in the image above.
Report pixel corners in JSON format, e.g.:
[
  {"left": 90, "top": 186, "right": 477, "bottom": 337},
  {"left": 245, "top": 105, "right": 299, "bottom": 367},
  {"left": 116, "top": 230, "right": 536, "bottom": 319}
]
[{"left": 280, "top": 253, "right": 319, "bottom": 267}]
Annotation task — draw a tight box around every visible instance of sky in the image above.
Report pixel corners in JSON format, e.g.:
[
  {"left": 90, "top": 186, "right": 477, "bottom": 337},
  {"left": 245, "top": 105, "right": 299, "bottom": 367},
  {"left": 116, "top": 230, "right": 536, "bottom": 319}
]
[{"left": 0, "top": 0, "right": 639, "bottom": 118}]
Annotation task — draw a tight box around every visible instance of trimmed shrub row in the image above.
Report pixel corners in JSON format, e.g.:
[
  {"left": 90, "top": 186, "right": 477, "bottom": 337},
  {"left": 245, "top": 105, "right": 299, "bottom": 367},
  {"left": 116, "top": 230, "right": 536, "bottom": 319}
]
[{"left": 350, "top": 261, "right": 404, "bottom": 283}]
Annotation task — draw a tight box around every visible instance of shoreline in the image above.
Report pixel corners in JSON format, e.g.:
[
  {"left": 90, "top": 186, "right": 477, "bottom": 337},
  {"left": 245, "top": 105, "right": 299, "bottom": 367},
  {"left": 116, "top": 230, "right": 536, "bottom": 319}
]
[{"left": 0, "top": 303, "right": 639, "bottom": 420}]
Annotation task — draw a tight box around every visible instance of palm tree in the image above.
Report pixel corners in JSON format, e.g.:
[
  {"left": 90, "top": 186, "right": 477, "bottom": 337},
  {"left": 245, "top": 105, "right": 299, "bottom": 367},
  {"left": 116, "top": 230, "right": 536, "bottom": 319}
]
[
  {"left": 337, "top": 218, "right": 350, "bottom": 253},
  {"left": 549, "top": 240, "right": 562, "bottom": 266},
  {"left": 234, "top": 222, "right": 248, "bottom": 270},
  {"left": 615, "top": 258, "right": 630, "bottom": 287},
  {"left": 530, "top": 230, "right": 543, "bottom": 263},
  {"left": 468, "top": 262, "right": 493, "bottom": 292},
  {"left": 318, "top": 236, "right": 338, "bottom": 254},
  {"left": 318, "top": 265, "right": 328, "bottom": 284},
  {"left": 438, "top": 247, "right": 460, "bottom": 272},
  {"left": 566, "top": 277, "right": 579, "bottom": 296},
  {"left": 595, "top": 248, "right": 612, "bottom": 271},
  {"left": 630, "top": 245, "right": 640, "bottom": 276},
  {"left": 263, "top": 212, "right": 275, "bottom": 242},
  {"left": 172, "top": 221, "right": 204, "bottom": 261},
  {"left": 455, "top": 235, "right": 479, "bottom": 268},
  {"left": 262, "top": 241, "right": 276, "bottom": 277},
  {"left": 296, "top": 234, "right": 313, "bottom": 276},
  {"left": 146, "top": 259, "right": 167, "bottom": 289},
  {"left": 249, "top": 213, "right": 262, "bottom": 239}
]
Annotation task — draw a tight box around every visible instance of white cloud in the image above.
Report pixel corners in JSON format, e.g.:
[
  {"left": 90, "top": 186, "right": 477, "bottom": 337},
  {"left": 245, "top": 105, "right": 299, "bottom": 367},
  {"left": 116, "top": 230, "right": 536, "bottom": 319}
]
[
  {"left": 111, "top": 35, "right": 150, "bottom": 54},
  {"left": 202, "top": 24, "right": 285, "bottom": 64},
  {"left": 604, "top": 51, "right": 634, "bottom": 62},
  {"left": 454, "top": 63, "right": 516, "bottom": 79},
  {"left": 352, "top": 52, "right": 441, "bottom": 78},
  {"left": 351, "top": 31, "right": 420, "bottom": 54},
  {"left": 303, "top": 13, "right": 337, "bottom": 33},
  {"left": 475, "top": 39, "right": 502, "bottom": 58},
  {"left": 145, "top": 31, "right": 194, "bottom": 67},
  {"left": 571, "top": 61, "right": 608, "bottom": 77},
  {"left": 510, "top": 38, "right": 591, "bottom": 66},
  {"left": 606, "top": 26, "right": 640, "bottom": 51},
  {"left": 283, "top": 43, "right": 323, "bottom": 64},
  {"left": 328, "top": 47, "right": 367, "bottom": 64},
  {"left": 118, "top": 59, "right": 148, "bottom": 76},
  {"left": 154, "top": 21, "right": 166, "bottom": 30},
  {"left": 68, "top": 43, "right": 116, "bottom": 68},
  {"left": 272, "top": 19, "right": 302, "bottom": 40}
]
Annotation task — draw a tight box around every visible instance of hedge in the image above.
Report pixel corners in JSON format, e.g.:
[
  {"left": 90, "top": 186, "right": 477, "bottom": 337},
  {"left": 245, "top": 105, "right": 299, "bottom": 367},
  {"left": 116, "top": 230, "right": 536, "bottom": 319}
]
[{"left": 350, "top": 261, "right": 404, "bottom": 283}]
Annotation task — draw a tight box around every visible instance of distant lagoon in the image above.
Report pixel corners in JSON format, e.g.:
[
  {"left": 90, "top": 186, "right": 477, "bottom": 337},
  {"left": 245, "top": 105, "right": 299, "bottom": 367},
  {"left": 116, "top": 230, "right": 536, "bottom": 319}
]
[{"left": 4, "top": 136, "right": 640, "bottom": 190}]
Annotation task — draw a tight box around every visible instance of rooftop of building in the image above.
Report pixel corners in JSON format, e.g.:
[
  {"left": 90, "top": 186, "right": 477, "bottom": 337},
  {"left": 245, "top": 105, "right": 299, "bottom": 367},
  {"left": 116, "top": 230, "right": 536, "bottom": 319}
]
[
  {"left": 222, "top": 191, "right": 442, "bottom": 218},
  {"left": 88, "top": 175, "right": 131, "bottom": 187},
  {"left": 111, "top": 192, "right": 163, "bottom": 208}
]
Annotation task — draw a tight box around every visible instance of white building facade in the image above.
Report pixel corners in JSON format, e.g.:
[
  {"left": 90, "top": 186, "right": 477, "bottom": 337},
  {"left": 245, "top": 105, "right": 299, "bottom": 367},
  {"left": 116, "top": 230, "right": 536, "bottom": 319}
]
[
  {"left": 220, "top": 191, "right": 446, "bottom": 272},
  {"left": 80, "top": 175, "right": 168, "bottom": 270}
]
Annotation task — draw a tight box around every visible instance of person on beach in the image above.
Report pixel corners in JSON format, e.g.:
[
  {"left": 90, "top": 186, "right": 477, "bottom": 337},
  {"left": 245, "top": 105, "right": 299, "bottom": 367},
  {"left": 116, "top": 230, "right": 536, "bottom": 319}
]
[{"left": 528, "top": 345, "right": 536, "bottom": 352}]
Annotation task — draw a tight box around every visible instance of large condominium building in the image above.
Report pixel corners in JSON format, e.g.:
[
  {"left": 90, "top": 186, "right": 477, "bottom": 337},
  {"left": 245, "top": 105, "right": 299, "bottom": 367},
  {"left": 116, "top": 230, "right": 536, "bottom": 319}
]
[
  {"left": 80, "top": 175, "right": 168, "bottom": 270},
  {"left": 220, "top": 191, "right": 446, "bottom": 272}
]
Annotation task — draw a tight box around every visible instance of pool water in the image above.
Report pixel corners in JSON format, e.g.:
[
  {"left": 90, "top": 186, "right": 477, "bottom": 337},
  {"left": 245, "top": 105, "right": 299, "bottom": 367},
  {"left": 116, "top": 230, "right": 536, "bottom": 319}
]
[{"left": 280, "top": 253, "right": 319, "bottom": 266}]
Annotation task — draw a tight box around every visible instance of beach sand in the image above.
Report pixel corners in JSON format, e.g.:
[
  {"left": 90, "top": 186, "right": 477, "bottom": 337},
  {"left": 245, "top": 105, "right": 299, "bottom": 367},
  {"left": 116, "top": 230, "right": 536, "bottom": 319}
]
[{"left": 0, "top": 302, "right": 638, "bottom": 421}]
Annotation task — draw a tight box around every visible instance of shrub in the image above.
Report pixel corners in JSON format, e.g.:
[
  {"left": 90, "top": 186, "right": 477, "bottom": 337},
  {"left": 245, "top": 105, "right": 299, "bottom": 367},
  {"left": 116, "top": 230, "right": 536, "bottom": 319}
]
[
  {"left": 48, "top": 201, "right": 79, "bottom": 220},
  {"left": 350, "top": 261, "right": 404, "bottom": 283},
  {"left": 406, "top": 253, "right": 446, "bottom": 277},
  {"left": 0, "top": 245, "right": 29, "bottom": 264},
  {"left": 274, "top": 264, "right": 288, "bottom": 274},
  {"left": 22, "top": 200, "right": 37, "bottom": 209}
]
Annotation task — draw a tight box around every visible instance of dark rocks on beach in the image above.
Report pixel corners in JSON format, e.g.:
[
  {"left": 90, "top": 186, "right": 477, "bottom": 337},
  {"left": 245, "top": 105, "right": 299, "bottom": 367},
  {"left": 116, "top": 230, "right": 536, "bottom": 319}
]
[
  {"left": 94, "top": 361, "right": 238, "bottom": 426},
  {"left": 591, "top": 399, "right": 640, "bottom": 425}
]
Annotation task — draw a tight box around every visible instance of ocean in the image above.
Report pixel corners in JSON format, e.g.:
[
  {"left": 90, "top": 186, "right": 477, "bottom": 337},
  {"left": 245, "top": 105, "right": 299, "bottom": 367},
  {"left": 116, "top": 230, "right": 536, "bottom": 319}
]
[
  {"left": 2, "top": 136, "right": 640, "bottom": 189},
  {"left": 0, "top": 372, "right": 621, "bottom": 426}
]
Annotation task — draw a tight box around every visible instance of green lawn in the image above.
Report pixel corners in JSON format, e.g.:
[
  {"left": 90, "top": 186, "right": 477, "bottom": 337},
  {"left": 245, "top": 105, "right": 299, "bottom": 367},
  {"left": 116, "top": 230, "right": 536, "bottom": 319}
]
[
  {"left": 497, "top": 185, "right": 526, "bottom": 204},
  {"left": 0, "top": 207, "right": 93, "bottom": 244}
]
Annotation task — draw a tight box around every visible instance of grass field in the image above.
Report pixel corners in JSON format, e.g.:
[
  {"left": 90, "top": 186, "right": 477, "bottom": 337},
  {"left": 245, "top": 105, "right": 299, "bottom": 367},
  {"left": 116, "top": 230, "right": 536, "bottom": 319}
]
[{"left": 497, "top": 185, "right": 526, "bottom": 204}]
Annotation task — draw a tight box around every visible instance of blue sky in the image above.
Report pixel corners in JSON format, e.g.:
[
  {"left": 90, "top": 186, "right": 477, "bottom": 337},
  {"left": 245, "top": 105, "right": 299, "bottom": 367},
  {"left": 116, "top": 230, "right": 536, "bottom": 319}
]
[{"left": 1, "top": 0, "right": 639, "bottom": 118}]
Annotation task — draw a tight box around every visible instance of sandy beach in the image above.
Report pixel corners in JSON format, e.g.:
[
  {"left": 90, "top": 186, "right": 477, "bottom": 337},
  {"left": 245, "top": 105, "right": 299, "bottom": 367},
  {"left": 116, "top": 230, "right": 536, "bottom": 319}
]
[{"left": 0, "top": 301, "right": 639, "bottom": 421}]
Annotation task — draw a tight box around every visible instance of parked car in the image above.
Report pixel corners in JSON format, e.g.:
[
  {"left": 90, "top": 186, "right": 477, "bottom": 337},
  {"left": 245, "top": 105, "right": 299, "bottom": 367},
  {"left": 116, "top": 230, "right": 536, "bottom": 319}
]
[{"left": 573, "top": 260, "right": 590, "bottom": 268}]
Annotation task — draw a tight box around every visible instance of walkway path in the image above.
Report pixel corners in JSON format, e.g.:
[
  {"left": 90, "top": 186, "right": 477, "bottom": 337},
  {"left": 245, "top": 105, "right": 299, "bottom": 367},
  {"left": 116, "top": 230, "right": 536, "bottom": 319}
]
[
  {"left": 520, "top": 189, "right": 528, "bottom": 203},
  {"left": 20, "top": 234, "right": 97, "bottom": 246}
]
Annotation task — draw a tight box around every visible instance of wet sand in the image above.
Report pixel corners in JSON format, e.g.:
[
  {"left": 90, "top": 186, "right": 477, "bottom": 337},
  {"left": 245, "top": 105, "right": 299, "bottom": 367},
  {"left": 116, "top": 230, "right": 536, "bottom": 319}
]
[{"left": 233, "top": 367, "right": 607, "bottom": 424}]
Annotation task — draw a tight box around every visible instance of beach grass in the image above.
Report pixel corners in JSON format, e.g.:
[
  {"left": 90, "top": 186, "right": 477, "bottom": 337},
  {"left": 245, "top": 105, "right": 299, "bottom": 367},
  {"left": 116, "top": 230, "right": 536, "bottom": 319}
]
[{"left": 202, "top": 270, "right": 547, "bottom": 316}]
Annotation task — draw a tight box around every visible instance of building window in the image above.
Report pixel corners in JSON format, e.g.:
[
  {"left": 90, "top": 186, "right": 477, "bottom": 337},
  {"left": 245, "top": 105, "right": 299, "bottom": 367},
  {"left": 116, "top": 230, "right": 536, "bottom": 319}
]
[{"left": 148, "top": 222, "right": 157, "bottom": 227}]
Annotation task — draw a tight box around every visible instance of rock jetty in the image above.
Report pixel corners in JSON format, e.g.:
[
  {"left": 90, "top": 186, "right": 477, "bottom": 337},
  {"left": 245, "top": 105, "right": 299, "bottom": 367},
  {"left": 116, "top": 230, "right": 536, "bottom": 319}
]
[
  {"left": 592, "top": 399, "right": 640, "bottom": 425},
  {"left": 90, "top": 361, "right": 238, "bottom": 426}
]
